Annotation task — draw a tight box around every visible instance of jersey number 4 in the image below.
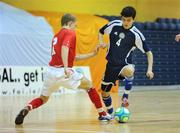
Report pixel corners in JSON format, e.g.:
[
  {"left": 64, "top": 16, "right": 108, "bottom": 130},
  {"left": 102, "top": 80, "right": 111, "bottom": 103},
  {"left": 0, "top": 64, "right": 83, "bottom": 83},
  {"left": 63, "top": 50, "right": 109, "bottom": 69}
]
[
  {"left": 52, "top": 37, "right": 57, "bottom": 55},
  {"left": 116, "top": 38, "right": 122, "bottom": 46}
]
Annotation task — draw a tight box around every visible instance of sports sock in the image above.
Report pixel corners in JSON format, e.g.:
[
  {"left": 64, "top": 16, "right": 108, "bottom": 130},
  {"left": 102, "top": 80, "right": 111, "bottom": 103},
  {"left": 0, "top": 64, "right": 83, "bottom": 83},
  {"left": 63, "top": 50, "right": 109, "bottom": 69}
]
[
  {"left": 87, "top": 88, "right": 105, "bottom": 116},
  {"left": 27, "top": 98, "right": 43, "bottom": 110},
  {"left": 122, "top": 77, "right": 134, "bottom": 99},
  {"left": 102, "top": 95, "right": 113, "bottom": 114}
]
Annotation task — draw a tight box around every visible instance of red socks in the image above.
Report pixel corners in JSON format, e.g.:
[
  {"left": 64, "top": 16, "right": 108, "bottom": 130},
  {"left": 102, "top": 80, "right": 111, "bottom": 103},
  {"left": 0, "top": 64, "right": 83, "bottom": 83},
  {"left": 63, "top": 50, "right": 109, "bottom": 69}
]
[
  {"left": 26, "top": 88, "right": 106, "bottom": 117},
  {"left": 87, "top": 88, "right": 106, "bottom": 116},
  {"left": 27, "top": 98, "right": 43, "bottom": 110},
  {"left": 87, "top": 88, "right": 102, "bottom": 108}
]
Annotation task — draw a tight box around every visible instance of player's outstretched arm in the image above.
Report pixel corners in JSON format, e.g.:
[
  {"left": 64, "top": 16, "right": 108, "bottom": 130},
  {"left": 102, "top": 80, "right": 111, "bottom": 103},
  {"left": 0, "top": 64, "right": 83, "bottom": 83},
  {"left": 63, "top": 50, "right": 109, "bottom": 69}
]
[
  {"left": 75, "top": 48, "right": 98, "bottom": 61},
  {"left": 145, "top": 51, "right": 154, "bottom": 80},
  {"left": 175, "top": 34, "right": 180, "bottom": 42}
]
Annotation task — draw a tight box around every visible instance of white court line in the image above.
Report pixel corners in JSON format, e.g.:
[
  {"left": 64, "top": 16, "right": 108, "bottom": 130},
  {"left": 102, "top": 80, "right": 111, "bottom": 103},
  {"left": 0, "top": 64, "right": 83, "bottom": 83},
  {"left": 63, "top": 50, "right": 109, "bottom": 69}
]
[{"left": 0, "top": 127, "right": 109, "bottom": 133}]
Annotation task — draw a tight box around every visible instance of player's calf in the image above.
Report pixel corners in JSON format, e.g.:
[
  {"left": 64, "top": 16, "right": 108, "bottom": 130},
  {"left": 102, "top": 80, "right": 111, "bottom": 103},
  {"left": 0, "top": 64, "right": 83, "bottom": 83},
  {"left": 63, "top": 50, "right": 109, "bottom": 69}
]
[
  {"left": 102, "top": 95, "right": 114, "bottom": 114},
  {"left": 101, "top": 84, "right": 114, "bottom": 115},
  {"left": 15, "top": 97, "right": 45, "bottom": 125},
  {"left": 121, "top": 76, "right": 134, "bottom": 107}
]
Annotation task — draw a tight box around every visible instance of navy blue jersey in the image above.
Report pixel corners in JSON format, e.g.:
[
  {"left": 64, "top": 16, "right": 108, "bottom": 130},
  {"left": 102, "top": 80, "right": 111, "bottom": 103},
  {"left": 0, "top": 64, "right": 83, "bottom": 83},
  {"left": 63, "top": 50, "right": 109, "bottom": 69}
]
[{"left": 99, "top": 20, "right": 150, "bottom": 65}]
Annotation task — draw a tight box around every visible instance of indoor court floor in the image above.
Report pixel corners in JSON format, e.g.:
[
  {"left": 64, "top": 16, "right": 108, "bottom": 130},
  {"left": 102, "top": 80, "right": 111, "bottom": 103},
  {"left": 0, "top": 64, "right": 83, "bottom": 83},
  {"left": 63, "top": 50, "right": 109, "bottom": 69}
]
[{"left": 0, "top": 86, "right": 180, "bottom": 133}]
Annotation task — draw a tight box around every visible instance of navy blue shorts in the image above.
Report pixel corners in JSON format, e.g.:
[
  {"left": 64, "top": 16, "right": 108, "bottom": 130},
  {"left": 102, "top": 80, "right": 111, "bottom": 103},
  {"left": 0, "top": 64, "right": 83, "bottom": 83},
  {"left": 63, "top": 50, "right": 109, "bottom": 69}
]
[{"left": 102, "top": 62, "right": 127, "bottom": 86}]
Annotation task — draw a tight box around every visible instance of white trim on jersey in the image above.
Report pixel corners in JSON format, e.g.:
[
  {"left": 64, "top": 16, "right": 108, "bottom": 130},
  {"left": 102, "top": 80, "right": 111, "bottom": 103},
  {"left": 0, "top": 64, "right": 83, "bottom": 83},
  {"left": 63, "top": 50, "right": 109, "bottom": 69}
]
[
  {"left": 107, "top": 20, "right": 122, "bottom": 26},
  {"left": 130, "top": 27, "right": 145, "bottom": 53},
  {"left": 131, "top": 26, "right": 145, "bottom": 41},
  {"left": 125, "top": 46, "right": 136, "bottom": 64},
  {"left": 104, "top": 20, "right": 122, "bottom": 34}
]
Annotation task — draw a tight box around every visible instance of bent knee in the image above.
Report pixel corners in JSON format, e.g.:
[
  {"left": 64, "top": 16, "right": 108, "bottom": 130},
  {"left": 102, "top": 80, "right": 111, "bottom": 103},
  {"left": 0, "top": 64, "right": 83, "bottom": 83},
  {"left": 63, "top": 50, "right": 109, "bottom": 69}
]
[
  {"left": 121, "top": 65, "right": 135, "bottom": 77},
  {"left": 40, "top": 95, "right": 49, "bottom": 104},
  {"left": 80, "top": 78, "right": 93, "bottom": 90},
  {"left": 84, "top": 81, "right": 93, "bottom": 90}
]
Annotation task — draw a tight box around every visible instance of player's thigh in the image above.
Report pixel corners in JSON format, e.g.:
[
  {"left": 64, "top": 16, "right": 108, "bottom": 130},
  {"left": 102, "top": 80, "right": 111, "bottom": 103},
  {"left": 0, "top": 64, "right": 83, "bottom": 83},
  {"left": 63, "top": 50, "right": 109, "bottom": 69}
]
[
  {"left": 101, "top": 66, "right": 118, "bottom": 92},
  {"left": 59, "top": 69, "right": 83, "bottom": 89},
  {"left": 41, "top": 71, "right": 61, "bottom": 97},
  {"left": 41, "top": 80, "right": 59, "bottom": 97},
  {"left": 120, "top": 64, "right": 135, "bottom": 78},
  {"left": 79, "top": 76, "right": 93, "bottom": 90}
]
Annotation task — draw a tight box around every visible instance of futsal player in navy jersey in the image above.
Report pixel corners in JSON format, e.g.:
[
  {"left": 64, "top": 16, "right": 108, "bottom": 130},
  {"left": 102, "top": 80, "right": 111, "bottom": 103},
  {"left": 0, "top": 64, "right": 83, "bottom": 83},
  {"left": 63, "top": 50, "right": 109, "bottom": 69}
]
[{"left": 96, "top": 6, "right": 154, "bottom": 115}]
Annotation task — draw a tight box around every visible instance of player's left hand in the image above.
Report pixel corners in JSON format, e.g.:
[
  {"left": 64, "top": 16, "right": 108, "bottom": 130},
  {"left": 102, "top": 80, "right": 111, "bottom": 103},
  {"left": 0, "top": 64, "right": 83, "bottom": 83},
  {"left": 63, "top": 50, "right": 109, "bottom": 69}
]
[
  {"left": 93, "top": 45, "right": 100, "bottom": 55},
  {"left": 146, "top": 71, "right": 154, "bottom": 80},
  {"left": 99, "top": 43, "right": 108, "bottom": 49}
]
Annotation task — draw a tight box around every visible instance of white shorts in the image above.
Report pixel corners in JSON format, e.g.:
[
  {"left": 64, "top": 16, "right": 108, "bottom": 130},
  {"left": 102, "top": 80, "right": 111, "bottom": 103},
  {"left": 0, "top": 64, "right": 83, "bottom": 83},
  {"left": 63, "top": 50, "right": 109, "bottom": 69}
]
[{"left": 41, "top": 66, "right": 83, "bottom": 96}]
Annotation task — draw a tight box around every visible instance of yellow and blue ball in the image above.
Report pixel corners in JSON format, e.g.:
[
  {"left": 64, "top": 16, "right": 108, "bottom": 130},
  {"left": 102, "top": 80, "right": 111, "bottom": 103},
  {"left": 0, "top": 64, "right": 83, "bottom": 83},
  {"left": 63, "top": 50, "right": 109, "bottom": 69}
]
[{"left": 114, "top": 107, "right": 130, "bottom": 123}]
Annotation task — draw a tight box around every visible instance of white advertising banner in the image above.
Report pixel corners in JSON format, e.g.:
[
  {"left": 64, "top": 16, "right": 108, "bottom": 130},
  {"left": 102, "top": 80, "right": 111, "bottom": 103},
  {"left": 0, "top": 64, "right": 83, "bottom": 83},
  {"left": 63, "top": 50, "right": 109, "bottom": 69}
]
[{"left": 0, "top": 66, "right": 91, "bottom": 96}]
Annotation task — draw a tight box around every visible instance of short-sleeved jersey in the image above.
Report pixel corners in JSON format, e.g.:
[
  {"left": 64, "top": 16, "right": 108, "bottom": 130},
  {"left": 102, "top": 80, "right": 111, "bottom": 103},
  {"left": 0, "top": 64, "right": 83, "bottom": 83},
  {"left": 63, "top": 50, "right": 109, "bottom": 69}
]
[
  {"left": 99, "top": 20, "right": 150, "bottom": 65},
  {"left": 49, "top": 28, "right": 76, "bottom": 67}
]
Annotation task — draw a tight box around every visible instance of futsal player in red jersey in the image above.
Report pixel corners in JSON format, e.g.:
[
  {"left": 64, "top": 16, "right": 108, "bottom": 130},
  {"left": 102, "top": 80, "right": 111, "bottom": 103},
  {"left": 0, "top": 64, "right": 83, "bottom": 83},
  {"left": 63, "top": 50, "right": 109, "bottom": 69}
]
[{"left": 15, "top": 14, "right": 112, "bottom": 125}]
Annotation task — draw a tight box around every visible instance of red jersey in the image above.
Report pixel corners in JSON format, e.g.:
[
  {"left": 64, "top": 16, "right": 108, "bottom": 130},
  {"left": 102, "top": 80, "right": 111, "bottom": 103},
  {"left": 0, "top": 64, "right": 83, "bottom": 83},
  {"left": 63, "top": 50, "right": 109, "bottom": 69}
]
[{"left": 49, "top": 28, "right": 76, "bottom": 67}]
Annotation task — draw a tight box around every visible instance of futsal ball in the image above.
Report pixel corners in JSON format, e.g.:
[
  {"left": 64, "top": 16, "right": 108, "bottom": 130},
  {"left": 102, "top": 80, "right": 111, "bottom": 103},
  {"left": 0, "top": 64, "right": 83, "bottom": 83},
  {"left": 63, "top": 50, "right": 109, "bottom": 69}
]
[{"left": 114, "top": 107, "right": 130, "bottom": 123}]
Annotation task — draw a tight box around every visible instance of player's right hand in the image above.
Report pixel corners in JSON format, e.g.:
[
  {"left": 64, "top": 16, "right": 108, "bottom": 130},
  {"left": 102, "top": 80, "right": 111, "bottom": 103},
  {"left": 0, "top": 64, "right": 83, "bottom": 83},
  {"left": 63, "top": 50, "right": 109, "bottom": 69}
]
[
  {"left": 175, "top": 34, "right": 180, "bottom": 42},
  {"left": 64, "top": 68, "right": 74, "bottom": 78},
  {"left": 146, "top": 71, "right": 154, "bottom": 80},
  {"left": 94, "top": 45, "right": 100, "bottom": 55}
]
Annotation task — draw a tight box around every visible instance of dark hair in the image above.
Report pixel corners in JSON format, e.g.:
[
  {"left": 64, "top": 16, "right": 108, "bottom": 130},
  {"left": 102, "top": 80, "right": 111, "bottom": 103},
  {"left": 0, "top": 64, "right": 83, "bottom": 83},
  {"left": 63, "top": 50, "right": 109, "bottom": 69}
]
[
  {"left": 121, "top": 6, "right": 136, "bottom": 19},
  {"left": 61, "top": 13, "right": 76, "bottom": 26}
]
